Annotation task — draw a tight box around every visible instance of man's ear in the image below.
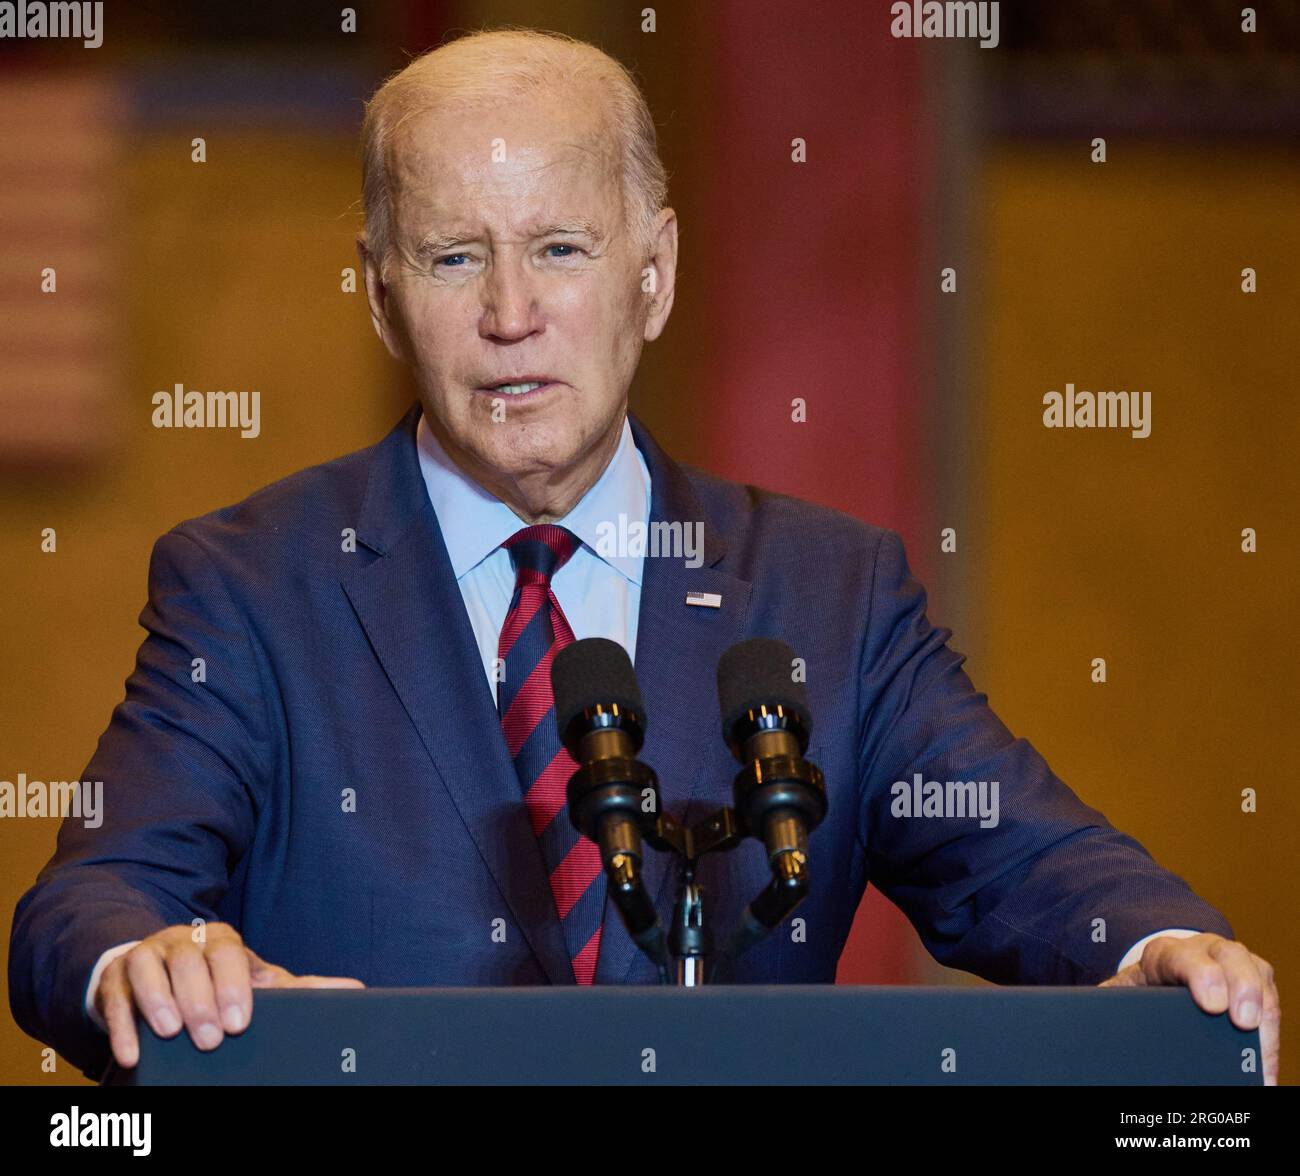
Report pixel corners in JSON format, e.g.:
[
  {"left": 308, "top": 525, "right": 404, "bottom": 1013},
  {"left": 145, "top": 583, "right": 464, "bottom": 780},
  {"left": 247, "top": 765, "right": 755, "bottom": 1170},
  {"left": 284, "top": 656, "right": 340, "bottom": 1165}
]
[
  {"left": 357, "top": 239, "right": 406, "bottom": 363},
  {"left": 642, "top": 207, "right": 678, "bottom": 344}
]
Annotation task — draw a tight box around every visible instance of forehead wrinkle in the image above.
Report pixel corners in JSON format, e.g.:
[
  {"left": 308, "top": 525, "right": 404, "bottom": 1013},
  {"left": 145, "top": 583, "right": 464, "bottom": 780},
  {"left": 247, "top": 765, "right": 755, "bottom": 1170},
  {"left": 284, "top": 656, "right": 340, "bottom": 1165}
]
[
  {"left": 393, "top": 139, "right": 582, "bottom": 217},
  {"left": 395, "top": 143, "right": 621, "bottom": 254}
]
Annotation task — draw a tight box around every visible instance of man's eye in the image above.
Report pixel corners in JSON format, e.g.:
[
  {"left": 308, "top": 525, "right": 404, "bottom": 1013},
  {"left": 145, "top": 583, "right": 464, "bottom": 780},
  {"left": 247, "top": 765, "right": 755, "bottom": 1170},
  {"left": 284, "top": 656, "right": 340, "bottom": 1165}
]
[{"left": 433, "top": 247, "right": 579, "bottom": 267}]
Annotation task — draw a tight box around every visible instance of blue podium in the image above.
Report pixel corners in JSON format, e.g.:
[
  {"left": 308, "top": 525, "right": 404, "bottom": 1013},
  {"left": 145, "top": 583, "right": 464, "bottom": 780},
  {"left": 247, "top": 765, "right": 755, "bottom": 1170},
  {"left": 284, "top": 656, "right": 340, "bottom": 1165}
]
[{"left": 107, "top": 985, "right": 1261, "bottom": 1085}]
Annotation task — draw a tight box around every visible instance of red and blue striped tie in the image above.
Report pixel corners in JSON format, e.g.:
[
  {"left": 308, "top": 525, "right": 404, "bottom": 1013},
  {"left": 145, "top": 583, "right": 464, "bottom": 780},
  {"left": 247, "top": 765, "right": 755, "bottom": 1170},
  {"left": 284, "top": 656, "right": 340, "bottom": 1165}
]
[{"left": 497, "top": 524, "right": 604, "bottom": 984}]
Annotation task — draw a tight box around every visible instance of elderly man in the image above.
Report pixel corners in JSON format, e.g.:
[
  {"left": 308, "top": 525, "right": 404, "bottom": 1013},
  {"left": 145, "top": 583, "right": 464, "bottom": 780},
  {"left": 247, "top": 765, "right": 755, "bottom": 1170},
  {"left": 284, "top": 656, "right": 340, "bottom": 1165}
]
[{"left": 9, "top": 28, "right": 1278, "bottom": 1083}]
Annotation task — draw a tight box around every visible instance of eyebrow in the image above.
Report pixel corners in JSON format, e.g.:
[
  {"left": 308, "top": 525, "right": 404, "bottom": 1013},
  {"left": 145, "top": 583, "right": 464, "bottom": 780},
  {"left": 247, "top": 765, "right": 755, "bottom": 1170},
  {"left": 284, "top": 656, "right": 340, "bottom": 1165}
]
[{"left": 416, "top": 219, "right": 605, "bottom": 255}]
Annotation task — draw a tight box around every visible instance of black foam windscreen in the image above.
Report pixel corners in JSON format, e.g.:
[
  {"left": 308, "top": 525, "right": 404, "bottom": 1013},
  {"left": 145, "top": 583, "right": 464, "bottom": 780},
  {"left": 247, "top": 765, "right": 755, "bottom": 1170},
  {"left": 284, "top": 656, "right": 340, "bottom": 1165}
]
[
  {"left": 552, "top": 637, "right": 645, "bottom": 735},
  {"left": 716, "top": 637, "right": 812, "bottom": 740}
]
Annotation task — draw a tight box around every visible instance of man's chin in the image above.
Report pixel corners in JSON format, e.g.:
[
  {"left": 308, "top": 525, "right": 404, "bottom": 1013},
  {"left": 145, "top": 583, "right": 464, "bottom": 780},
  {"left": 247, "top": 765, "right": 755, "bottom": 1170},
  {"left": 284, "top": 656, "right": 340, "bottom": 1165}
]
[
  {"left": 450, "top": 422, "right": 578, "bottom": 476},
  {"left": 477, "top": 440, "right": 581, "bottom": 479},
  {"left": 431, "top": 398, "right": 620, "bottom": 489}
]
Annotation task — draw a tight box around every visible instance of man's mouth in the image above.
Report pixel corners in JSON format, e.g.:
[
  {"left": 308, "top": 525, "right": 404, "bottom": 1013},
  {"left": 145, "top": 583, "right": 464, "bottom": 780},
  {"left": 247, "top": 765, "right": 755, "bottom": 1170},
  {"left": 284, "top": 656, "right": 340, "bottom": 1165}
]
[{"left": 475, "top": 377, "right": 559, "bottom": 398}]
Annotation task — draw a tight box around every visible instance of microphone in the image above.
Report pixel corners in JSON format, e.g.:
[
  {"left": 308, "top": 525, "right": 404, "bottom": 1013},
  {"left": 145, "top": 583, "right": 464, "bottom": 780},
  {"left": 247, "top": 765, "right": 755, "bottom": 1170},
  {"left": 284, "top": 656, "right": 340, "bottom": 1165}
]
[
  {"left": 715, "top": 637, "right": 828, "bottom": 968},
  {"left": 552, "top": 638, "right": 669, "bottom": 977}
]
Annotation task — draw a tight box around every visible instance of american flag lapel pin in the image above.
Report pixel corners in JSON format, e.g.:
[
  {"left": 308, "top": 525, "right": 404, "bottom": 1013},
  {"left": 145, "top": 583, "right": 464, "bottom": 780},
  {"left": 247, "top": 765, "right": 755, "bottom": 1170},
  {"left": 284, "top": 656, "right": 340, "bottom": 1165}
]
[{"left": 685, "top": 590, "right": 722, "bottom": 609}]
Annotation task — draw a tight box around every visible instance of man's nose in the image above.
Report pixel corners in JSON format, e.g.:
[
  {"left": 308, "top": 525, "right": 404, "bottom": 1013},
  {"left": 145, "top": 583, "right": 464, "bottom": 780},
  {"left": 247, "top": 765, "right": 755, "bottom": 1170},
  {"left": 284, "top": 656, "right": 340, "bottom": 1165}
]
[{"left": 479, "top": 256, "right": 542, "bottom": 340}]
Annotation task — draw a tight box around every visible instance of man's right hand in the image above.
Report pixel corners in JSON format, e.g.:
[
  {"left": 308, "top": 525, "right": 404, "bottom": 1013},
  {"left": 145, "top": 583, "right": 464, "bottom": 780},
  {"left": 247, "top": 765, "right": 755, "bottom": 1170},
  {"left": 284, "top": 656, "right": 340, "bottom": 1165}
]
[{"left": 96, "top": 922, "right": 366, "bottom": 1069}]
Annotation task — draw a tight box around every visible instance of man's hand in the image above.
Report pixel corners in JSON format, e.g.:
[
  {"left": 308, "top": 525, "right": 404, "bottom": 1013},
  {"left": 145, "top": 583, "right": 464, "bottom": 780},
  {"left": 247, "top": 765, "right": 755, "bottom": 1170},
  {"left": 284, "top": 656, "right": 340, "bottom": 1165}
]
[
  {"left": 1100, "top": 933, "right": 1279, "bottom": 1085},
  {"left": 96, "top": 922, "right": 365, "bottom": 1069}
]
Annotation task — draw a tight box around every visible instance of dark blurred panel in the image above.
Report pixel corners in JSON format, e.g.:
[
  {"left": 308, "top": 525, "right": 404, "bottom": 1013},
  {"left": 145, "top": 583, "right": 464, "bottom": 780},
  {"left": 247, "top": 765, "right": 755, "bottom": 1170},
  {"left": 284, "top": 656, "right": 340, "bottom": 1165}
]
[
  {"left": 103, "top": 0, "right": 398, "bottom": 45},
  {"left": 990, "top": 0, "right": 1300, "bottom": 136}
]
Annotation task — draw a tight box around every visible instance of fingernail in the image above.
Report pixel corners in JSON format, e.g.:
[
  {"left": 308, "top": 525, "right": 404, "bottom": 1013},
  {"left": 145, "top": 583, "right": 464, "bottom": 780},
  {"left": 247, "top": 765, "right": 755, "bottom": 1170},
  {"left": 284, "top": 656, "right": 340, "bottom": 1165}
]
[
  {"left": 156, "top": 1008, "right": 181, "bottom": 1036},
  {"left": 195, "top": 1023, "right": 222, "bottom": 1049},
  {"left": 222, "top": 1004, "right": 247, "bottom": 1032},
  {"left": 1238, "top": 1000, "right": 1259, "bottom": 1024}
]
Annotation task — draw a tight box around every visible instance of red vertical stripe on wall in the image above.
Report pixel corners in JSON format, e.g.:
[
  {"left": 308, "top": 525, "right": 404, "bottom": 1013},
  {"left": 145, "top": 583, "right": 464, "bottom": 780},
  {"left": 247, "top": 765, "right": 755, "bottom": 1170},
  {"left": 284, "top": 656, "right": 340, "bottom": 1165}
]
[{"left": 701, "top": 2, "right": 934, "bottom": 982}]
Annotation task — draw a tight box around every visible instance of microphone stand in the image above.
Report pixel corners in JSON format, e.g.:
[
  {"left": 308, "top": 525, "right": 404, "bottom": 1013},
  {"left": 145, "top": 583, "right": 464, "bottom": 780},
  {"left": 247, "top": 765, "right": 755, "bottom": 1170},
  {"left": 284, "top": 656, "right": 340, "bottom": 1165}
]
[
  {"left": 645, "top": 805, "right": 745, "bottom": 986},
  {"left": 671, "top": 868, "right": 707, "bottom": 986},
  {"left": 638, "top": 747, "right": 826, "bottom": 984}
]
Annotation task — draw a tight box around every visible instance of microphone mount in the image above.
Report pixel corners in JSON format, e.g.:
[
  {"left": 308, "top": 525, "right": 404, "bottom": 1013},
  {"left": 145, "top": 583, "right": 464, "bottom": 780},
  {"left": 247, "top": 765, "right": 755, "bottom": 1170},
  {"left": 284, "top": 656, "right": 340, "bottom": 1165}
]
[
  {"left": 634, "top": 710, "right": 826, "bottom": 986},
  {"left": 554, "top": 637, "right": 826, "bottom": 987}
]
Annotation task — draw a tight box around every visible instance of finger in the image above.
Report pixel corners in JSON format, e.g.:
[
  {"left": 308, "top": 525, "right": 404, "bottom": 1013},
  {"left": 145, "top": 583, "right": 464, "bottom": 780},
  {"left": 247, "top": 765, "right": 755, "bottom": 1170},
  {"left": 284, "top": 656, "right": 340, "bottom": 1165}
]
[
  {"left": 1099, "top": 964, "right": 1145, "bottom": 989},
  {"left": 244, "top": 947, "right": 366, "bottom": 989},
  {"left": 162, "top": 940, "right": 224, "bottom": 1051},
  {"left": 244, "top": 946, "right": 293, "bottom": 987},
  {"left": 123, "top": 944, "right": 183, "bottom": 1042},
  {"left": 1206, "top": 939, "right": 1264, "bottom": 1031},
  {"left": 205, "top": 930, "right": 252, "bottom": 1034},
  {"left": 1143, "top": 936, "right": 1231, "bottom": 1014},
  {"left": 98, "top": 961, "right": 141, "bottom": 1070},
  {"left": 1256, "top": 955, "right": 1280, "bottom": 1087}
]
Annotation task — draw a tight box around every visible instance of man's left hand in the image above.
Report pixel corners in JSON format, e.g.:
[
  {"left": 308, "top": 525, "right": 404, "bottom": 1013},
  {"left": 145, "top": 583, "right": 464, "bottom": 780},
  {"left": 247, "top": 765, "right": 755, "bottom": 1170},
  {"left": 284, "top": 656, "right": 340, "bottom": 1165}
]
[{"left": 1100, "top": 933, "right": 1279, "bottom": 1085}]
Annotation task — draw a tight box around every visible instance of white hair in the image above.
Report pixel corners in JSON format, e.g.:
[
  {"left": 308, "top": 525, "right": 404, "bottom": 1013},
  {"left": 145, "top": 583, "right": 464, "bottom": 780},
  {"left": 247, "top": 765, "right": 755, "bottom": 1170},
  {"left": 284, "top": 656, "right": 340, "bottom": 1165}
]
[{"left": 359, "top": 26, "right": 669, "bottom": 278}]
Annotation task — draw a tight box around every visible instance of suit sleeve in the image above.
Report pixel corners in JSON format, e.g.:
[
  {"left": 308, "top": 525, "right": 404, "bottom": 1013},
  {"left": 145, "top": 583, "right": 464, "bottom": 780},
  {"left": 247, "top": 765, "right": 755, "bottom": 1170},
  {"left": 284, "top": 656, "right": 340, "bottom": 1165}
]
[
  {"left": 855, "top": 529, "right": 1232, "bottom": 984},
  {"left": 8, "top": 527, "right": 270, "bottom": 1078}
]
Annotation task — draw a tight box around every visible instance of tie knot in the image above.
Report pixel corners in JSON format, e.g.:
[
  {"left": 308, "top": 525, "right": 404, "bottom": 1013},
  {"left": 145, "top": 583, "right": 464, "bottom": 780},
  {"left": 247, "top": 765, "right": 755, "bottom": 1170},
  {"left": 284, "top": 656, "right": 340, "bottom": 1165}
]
[{"left": 503, "top": 523, "right": 578, "bottom": 584}]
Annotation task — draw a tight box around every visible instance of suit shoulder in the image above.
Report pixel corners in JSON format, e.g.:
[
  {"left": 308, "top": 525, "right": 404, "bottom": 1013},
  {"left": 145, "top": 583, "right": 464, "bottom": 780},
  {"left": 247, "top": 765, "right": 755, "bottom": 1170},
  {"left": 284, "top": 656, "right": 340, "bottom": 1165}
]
[
  {"left": 680, "top": 460, "right": 894, "bottom": 563},
  {"left": 157, "top": 432, "right": 382, "bottom": 564}
]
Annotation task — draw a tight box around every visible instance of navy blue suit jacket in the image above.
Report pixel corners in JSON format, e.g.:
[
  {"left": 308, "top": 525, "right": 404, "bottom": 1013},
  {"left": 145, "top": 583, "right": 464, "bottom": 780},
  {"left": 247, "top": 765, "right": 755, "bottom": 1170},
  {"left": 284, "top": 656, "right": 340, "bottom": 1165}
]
[{"left": 10, "top": 405, "right": 1232, "bottom": 1077}]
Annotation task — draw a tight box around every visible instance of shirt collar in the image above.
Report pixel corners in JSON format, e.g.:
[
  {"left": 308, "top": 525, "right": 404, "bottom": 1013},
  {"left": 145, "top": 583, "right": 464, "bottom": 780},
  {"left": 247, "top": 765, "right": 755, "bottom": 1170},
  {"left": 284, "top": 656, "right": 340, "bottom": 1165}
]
[{"left": 415, "top": 409, "right": 650, "bottom": 586}]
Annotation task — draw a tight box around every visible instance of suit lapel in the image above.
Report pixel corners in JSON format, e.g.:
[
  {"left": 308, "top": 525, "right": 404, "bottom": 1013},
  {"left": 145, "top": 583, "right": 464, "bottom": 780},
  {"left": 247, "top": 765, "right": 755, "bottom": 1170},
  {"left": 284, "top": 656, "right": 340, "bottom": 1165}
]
[
  {"left": 340, "top": 406, "right": 572, "bottom": 985},
  {"left": 595, "top": 414, "right": 752, "bottom": 983}
]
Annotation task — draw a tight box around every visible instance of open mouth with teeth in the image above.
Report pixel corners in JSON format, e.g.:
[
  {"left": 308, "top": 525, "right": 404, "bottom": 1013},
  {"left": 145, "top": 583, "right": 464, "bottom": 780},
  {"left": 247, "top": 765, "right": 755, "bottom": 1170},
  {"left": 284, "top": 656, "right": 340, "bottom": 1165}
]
[{"left": 476, "top": 380, "right": 557, "bottom": 398}]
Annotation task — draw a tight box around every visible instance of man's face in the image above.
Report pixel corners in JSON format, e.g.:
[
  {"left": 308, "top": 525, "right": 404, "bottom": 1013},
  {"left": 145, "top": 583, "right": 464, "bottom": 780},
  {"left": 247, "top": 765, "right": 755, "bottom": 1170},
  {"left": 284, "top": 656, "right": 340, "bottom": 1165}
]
[{"left": 364, "top": 83, "right": 674, "bottom": 506}]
